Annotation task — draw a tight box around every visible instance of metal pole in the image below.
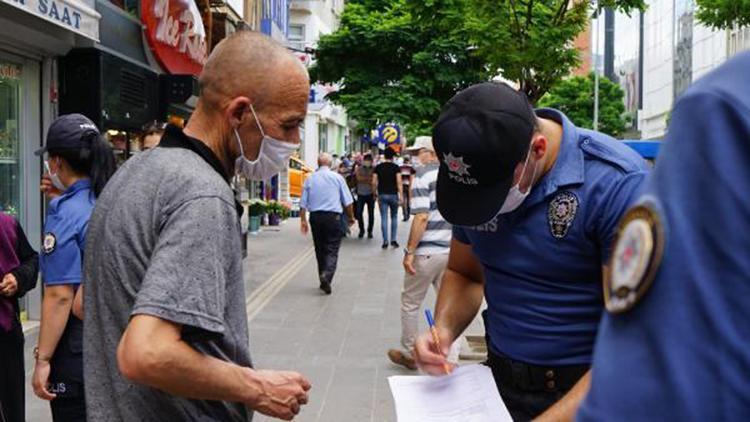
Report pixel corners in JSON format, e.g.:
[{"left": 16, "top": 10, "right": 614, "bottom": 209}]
[{"left": 593, "top": 2, "right": 600, "bottom": 131}]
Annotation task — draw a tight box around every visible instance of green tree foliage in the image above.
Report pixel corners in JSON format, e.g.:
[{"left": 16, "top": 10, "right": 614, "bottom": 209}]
[
  {"left": 467, "top": 0, "right": 645, "bottom": 103},
  {"left": 312, "top": 0, "right": 645, "bottom": 137},
  {"left": 312, "top": 0, "right": 489, "bottom": 138},
  {"left": 538, "top": 73, "right": 629, "bottom": 137},
  {"left": 696, "top": 0, "right": 750, "bottom": 30}
]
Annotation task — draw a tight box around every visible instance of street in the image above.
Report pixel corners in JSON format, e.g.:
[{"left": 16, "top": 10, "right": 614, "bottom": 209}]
[{"left": 23, "top": 216, "right": 483, "bottom": 422}]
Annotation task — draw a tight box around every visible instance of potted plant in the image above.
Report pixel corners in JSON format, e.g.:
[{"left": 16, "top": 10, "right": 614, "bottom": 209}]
[
  {"left": 279, "top": 200, "right": 293, "bottom": 220},
  {"left": 247, "top": 199, "right": 266, "bottom": 234},
  {"left": 266, "top": 200, "right": 283, "bottom": 226}
]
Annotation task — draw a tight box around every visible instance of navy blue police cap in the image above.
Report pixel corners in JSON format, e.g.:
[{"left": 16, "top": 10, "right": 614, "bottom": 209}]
[
  {"left": 433, "top": 82, "right": 536, "bottom": 226},
  {"left": 34, "top": 114, "right": 100, "bottom": 156}
]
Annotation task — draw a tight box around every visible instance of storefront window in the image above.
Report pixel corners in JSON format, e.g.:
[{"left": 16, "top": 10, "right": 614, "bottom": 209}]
[{"left": 0, "top": 62, "right": 22, "bottom": 217}]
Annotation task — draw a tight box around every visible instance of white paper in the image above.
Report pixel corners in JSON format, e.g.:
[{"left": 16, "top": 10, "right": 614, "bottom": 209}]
[{"left": 388, "top": 364, "right": 513, "bottom": 422}]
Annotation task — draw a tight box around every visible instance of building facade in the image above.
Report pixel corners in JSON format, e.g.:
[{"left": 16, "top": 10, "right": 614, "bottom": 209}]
[
  {"left": 289, "top": 0, "right": 349, "bottom": 171},
  {"left": 637, "top": 0, "right": 748, "bottom": 138}
]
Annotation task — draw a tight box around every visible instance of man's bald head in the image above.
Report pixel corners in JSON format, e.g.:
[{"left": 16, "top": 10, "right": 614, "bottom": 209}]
[
  {"left": 199, "top": 31, "right": 308, "bottom": 108},
  {"left": 318, "top": 153, "right": 332, "bottom": 168}
]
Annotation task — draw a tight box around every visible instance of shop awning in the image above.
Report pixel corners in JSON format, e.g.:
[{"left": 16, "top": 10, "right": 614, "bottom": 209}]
[{"left": 1, "top": 0, "right": 101, "bottom": 41}]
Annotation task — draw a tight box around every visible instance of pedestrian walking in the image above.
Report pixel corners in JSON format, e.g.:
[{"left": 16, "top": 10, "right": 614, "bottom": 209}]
[
  {"left": 354, "top": 153, "right": 376, "bottom": 239},
  {"left": 373, "top": 148, "right": 403, "bottom": 249},
  {"left": 337, "top": 162, "right": 354, "bottom": 236},
  {"left": 82, "top": 32, "right": 311, "bottom": 422},
  {"left": 300, "top": 153, "right": 355, "bottom": 295},
  {"left": 413, "top": 82, "right": 648, "bottom": 421},
  {"left": 578, "top": 51, "right": 750, "bottom": 422},
  {"left": 399, "top": 155, "right": 416, "bottom": 221},
  {"left": 0, "top": 213, "right": 38, "bottom": 422},
  {"left": 32, "top": 114, "right": 116, "bottom": 421},
  {"left": 387, "top": 136, "right": 459, "bottom": 371}
]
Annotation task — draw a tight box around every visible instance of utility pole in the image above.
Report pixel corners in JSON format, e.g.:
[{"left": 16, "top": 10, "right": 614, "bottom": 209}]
[{"left": 593, "top": 2, "right": 600, "bottom": 131}]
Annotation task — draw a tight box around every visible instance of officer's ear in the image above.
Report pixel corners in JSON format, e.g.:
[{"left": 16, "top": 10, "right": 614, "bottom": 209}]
[{"left": 529, "top": 133, "right": 548, "bottom": 160}]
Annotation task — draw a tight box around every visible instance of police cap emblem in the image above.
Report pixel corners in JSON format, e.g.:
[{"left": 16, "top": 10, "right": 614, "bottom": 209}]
[
  {"left": 43, "top": 233, "right": 56, "bottom": 254},
  {"left": 548, "top": 191, "right": 578, "bottom": 239},
  {"left": 605, "top": 204, "right": 665, "bottom": 314}
]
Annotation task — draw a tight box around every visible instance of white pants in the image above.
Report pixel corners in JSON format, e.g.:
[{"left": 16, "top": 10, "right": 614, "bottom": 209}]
[{"left": 401, "top": 254, "right": 461, "bottom": 363}]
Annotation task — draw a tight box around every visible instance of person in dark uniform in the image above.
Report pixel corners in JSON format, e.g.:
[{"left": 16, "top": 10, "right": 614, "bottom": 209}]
[
  {"left": 31, "top": 114, "right": 115, "bottom": 421},
  {"left": 578, "top": 51, "right": 750, "bottom": 421},
  {"left": 300, "top": 153, "right": 355, "bottom": 294},
  {"left": 413, "top": 82, "right": 649, "bottom": 421},
  {"left": 0, "top": 213, "right": 38, "bottom": 422}
]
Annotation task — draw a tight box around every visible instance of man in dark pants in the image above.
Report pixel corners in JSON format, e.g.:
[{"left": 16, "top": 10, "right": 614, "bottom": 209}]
[
  {"left": 354, "top": 153, "right": 376, "bottom": 238},
  {"left": 300, "top": 153, "right": 355, "bottom": 294},
  {"left": 0, "top": 213, "right": 39, "bottom": 422}
]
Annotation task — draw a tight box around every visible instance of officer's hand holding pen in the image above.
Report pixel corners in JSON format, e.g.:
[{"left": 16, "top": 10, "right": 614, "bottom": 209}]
[{"left": 413, "top": 325, "right": 455, "bottom": 376}]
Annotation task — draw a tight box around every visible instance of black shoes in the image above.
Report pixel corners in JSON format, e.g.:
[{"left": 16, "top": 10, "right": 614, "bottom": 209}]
[
  {"left": 368, "top": 233, "right": 373, "bottom": 239},
  {"left": 319, "top": 281, "right": 332, "bottom": 295},
  {"left": 358, "top": 231, "right": 365, "bottom": 239},
  {"left": 382, "top": 243, "right": 389, "bottom": 249},
  {"left": 391, "top": 241, "right": 400, "bottom": 248}
]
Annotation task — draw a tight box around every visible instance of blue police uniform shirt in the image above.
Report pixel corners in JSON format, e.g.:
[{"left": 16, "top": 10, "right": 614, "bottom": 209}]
[
  {"left": 40, "top": 179, "right": 95, "bottom": 286},
  {"left": 453, "top": 109, "right": 649, "bottom": 366},
  {"left": 578, "top": 52, "right": 750, "bottom": 421},
  {"left": 300, "top": 166, "right": 354, "bottom": 213}
]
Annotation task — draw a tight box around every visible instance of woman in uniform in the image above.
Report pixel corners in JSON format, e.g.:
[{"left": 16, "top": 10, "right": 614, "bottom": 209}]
[{"left": 31, "top": 114, "right": 115, "bottom": 421}]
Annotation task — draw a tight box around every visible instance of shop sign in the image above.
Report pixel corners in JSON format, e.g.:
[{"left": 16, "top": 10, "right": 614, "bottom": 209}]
[
  {"left": 1, "top": 0, "right": 100, "bottom": 41},
  {"left": 0, "top": 64, "right": 21, "bottom": 80},
  {"left": 142, "top": 0, "right": 208, "bottom": 76}
]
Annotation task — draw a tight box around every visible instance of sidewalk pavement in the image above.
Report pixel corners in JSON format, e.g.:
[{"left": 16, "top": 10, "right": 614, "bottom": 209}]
[
  {"left": 250, "top": 217, "right": 483, "bottom": 422},
  {"left": 23, "top": 215, "right": 484, "bottom": 421}
]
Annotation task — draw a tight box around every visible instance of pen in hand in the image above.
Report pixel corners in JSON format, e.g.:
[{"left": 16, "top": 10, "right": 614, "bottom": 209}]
[{"left": 425, "top": 309, "right": 452, "bottom": 375}]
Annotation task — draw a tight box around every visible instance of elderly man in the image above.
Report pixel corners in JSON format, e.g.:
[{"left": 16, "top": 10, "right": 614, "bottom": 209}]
[
  {"left": 300, "top": 153, "right": 355, "bottom": 295},
  {"left": 83, "top": 32, "right": 311, "bottom": 421}
]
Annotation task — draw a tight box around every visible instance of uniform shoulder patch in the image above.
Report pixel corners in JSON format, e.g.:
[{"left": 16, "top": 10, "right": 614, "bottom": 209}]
[
  {"left": 604, "top": 204, "right": 665, "bottom": 314},
  {"left": 43, "top": 233, "right": 57, "bottom": 254},
  {"left": 548, "top": 191, "right": 579, "bottom": 239}
]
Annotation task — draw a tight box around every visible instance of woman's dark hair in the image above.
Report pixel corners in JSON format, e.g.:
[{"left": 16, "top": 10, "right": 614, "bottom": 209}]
[
  {"left": 48, "top": 132, "right": 116, "bottom": 198},
  {"left": 141, "top": 120, "right": 166, "bottom": 138}
]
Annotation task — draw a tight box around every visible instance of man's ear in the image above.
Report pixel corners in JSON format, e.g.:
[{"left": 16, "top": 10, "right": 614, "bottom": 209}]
[
  {"left": 225, "top": 97, "right": 252, "bottom": 128},
  {"left": 530, "top": 134, "right": 548, "bottom": 160}
]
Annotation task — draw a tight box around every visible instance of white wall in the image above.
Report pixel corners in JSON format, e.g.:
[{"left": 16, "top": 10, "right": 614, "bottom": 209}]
[
  {"left": 640, "top": 0, "right": 674, "bottom": 139},
  {"left": 290, "top": 0, "right": 348, "bottom": 168},
  {"left": 692, "top": 24, "right": 727, "bottom": 82}
]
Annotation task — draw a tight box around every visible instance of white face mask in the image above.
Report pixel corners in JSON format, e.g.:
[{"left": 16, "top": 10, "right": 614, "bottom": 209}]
[
  {"left": 498, "top": 144, "right": 540, "bottom": 214},
  {"left": 234, "top": 104, "right": 299, "bottom": 181},
  {"left": 45, "top": 159, "right": 67, "bottom": 191}
]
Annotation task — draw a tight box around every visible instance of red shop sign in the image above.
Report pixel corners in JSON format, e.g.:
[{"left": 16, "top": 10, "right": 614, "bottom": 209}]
[{"left": 142, "top": 0, "right": 208, "bottom": 76}]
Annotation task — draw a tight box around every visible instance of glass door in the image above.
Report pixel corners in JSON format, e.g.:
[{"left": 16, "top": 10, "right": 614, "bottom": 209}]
[{"left": 0, "top": 61, "right": 22, "bottom": 218}]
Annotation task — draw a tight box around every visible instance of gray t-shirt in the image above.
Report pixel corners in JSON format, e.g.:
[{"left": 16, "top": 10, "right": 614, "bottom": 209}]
[{"left": 83, "top": 129, "right": 252, "bottom": 421}]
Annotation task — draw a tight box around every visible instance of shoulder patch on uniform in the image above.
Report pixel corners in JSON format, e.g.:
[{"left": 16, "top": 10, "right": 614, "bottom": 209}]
[
  {"left": 604, "top": 204, "right": 665, "bottom": 314},
  {"left": 43, "top": 233, "right": 57, "bottom": 254},
  {"left": 548, "top": 191, "right": 578, "bottom": 239}
]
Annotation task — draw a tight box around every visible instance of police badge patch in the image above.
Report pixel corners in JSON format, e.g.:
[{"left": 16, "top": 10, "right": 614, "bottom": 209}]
[
  {"left": 604, "top": 204, "right": 665, "bottom": 314},
  {"left": 43, "top": 233, "right": 56, "bottom": 254},
  {"left": 548, "top": 191, "right": 579, "bottom": 239}
]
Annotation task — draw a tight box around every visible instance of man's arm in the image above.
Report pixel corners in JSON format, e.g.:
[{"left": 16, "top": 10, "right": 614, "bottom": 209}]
[
  {"left": 118, "top": 315, "right": 311, "bottom": 420},
  {"left": 396, "top": 173, "right": 403, "bottom": 203},
  {"left": 300, "top": 208, "right": 309, "bottom": 235},
  {"left": 534, "top": 371, "right": 591, "bottom": 422},
  {"left": 371, "top": 173, "right": 379, "bottom": 200},
  {"left": 413, "top": 238, "right": 484, "bottom": 374},
  {"left": 403, "top": 213, "right": 428, "bottom": 275}
]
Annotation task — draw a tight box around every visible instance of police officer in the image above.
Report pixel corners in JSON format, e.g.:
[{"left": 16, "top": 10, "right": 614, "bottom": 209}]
[
  {"left": 578, "top": 52, "right": 750, "bottom": 421},
  {"left": 31, "top": 114, "right": 115, "bottom": 421},
  {"left": 413, "top": 82, "right": 649, "bottom": 421}
]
